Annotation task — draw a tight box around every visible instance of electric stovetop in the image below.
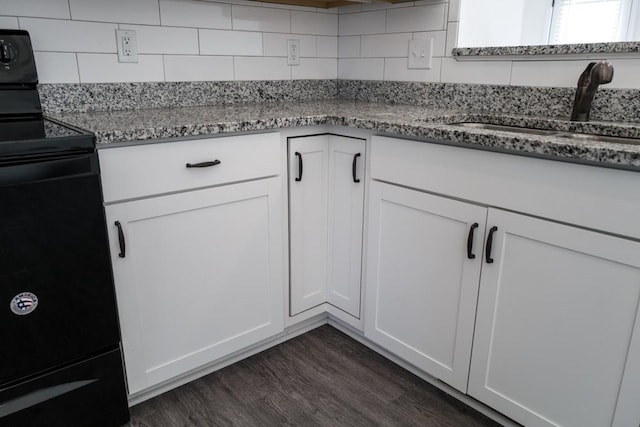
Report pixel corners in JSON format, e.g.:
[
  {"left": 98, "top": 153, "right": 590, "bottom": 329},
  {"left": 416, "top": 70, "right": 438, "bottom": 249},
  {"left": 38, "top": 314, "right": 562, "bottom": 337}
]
[{"left": 0, "top": 117, "right": 94, "bottom": 160}]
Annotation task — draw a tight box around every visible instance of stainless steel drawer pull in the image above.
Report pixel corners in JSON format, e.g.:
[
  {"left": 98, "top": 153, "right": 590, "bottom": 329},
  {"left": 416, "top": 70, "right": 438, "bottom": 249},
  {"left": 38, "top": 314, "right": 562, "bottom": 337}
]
[{"left": 186, "top": 160, "right": 221, "bottom": 168}]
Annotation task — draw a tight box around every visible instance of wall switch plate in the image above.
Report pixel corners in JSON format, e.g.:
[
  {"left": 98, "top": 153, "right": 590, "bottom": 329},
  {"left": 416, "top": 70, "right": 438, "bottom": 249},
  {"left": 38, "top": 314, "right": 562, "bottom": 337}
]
[
  {"left": 116, "top": 29, "right": 138, "bottom": 63},
  {"left": 287, "top": 39, "right": 300, "bottom": 66},
  {"left": 408, "top": 38, "right": 432, "bottom": 70}
]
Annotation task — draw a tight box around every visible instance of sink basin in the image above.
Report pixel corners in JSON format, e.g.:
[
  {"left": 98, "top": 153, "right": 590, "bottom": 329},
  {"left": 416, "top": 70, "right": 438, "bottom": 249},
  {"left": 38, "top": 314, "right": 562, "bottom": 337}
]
[
  {"left": 557, "top": 132, "right": 640, "bottom": 146},
  {"left": 451, "top": 122, "right": 640, "bottom": 146},
  {"left": 452, "top": 122, "right": 558, "bottom": 136}
]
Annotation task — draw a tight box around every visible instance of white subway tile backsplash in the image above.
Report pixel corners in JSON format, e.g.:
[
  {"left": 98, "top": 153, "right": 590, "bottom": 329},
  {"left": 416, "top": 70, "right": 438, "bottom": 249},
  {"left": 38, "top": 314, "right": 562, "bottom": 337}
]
[
  {"left": 1, "top": 0, "right": 70, "bottom": 19},
  {"left": 413, "top": 0, "right": 448, "bottom": 4},
  {"left": 337, "top": 5, "right": 363, "bottom": 14},
  {"left": 413, "top": 31, "right": 447, "bottom": 57},
  {"left": 338, "top": 58, "right": 384, "bottom": 80},
  {"left": 510, "top": 60, "right": 599, "bottom": 88},
  {"left": 386, "top": 4, "right": 446, "bottom": 33},
  {"left": 384, "top": 57, "right": 442, "bottom": 82},
  {"left": 338, "top": 11, "right": 386, "bottom": 36},
  {"left": 292, "top": 58, "right": 337, "bottom": 79},
  {"left": 338, "top": 36, "right": 360, "bottom": 58},
  {"left": 69, "top": 0, "right": 160, "bottom": 25},
  {"left": 199, "top": 29, "right": 263, "bottom": 56},
  {"left": 0, "top": 16, "right": 19, "bottom": 29},
  {"left": 291, "top": 11, "right": 338, "bottom": 36},
  {"left": 317, "top": 36, "right": 338, "bottom": 58},
  {"left": 264, "top": 33, "right": 316, "bottom": 57},
  {"left": 12, "top": 0, "right": 640, "bottom": 91},
  {"left": 20, "top": 18, "right": 117, "bottom": 53},
  {"left": 77, "top": 53, "right": 164, "bottom": 83},
  {"left": 361, "top": 33, "right": 411, "bottom": 58},
  {"left": 316, "top": 7, "right": 339, "bottom": 14},
  {"left": 441, "top": 57, "right": 512, "bottom": 85},
  {"left": 164, "top": 55, "right": 234, "bottom": 81},
  {"left": 212, "top": 0, "right": 259, "bottom": 6},
  {"left": 360, "top": 2, "right": 414, "bottom": 12},
  {"left": 120, "top": 25, "right": 199, "bottom": 55},
  {"left": 232, "top": 5, "right": 290, "bottom": 33},
  {"left": 448, "top": 0, "right": 461, "bottom": 22},
  {"left": 234, "top": 56, "right": 290, "bottom": 80},
  {"left": 607, "top": 58, "right": 640, "bottom": 89},
  {"left": 34, "top": 52, "right": 79, "bottom": 83},
  {"left": 265, "top": 3, "right": 317, "bottom": 12},
  {"left": 444, "top": 21, "right": 458, "bottom": 57},
  {"left": 159, "top": 0, "right": 232, "bottom": 30}
]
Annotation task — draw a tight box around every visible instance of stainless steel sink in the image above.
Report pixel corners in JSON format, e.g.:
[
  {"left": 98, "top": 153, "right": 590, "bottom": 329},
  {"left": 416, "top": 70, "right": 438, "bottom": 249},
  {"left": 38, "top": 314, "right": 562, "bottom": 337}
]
[
  {"left": 452, "top": 122, "right": 559, "bottom": 136},
  {"left": 451, "top": 122, "right": 640, "bottom": 146},
  {"left": 557, "top": 132, "right": 640, "bottom": 146}
]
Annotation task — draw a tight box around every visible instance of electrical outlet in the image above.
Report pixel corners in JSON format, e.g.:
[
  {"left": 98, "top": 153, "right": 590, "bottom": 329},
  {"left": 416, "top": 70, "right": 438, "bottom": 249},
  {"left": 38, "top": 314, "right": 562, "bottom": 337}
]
[
  {"left": 287, "top": 39, "right": 300, "bottom": 66},
  {"left": 408, "top": 38, "right": 432, "bottom": 70},
  {"left": 116, "top": 29, "right": 138, "bottom": 63}
]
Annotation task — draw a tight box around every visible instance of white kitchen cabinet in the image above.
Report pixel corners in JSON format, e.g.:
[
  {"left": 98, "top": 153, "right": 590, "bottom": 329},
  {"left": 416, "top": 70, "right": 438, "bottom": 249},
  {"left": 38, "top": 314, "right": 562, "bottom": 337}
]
[
  {"left": 364, "top": 181, "right": 487, "bottom": 392},
  {"left": 100, "top": 134, "right": 284, "bottom": 395},
  {"left": 367, "top": 135, "right": 640, "bottom": 426},
  {"left": 288, "top": 134, "right": 365, "bottom": 318},
  {"left": 468, "top": 208, "right": 640, "bottom": 427},
  {"left": 288, "top": 135, "right": 329, "bottom": 315},
  {"left": 327, "top": 136, "right": 366, "bottom": 317}
]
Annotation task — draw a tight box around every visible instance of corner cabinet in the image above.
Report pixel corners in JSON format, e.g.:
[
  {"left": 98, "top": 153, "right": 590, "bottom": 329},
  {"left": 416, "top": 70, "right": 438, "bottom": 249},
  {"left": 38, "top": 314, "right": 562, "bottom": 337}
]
[
  {"left": 288, "top": 134, "right": 365, "bottom": 319},
  {"left": 99, "top": 133, "right": 284, "bottom": 395},
  {"left": 365, "top": 135, "right": 640, "bottom": 426}
]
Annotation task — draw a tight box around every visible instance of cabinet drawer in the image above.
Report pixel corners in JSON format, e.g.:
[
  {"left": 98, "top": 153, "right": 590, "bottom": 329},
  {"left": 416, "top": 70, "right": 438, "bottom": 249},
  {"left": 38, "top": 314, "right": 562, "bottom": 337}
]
[{"left": 99, "top": 132, "right": 280, "bottom": 203}]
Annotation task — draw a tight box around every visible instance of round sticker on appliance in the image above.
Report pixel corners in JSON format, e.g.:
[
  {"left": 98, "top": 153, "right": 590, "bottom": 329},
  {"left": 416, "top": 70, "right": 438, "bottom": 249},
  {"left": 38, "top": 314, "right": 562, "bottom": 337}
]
[{"left": 10, "top": 292, "right": 39, "bottom": 315}]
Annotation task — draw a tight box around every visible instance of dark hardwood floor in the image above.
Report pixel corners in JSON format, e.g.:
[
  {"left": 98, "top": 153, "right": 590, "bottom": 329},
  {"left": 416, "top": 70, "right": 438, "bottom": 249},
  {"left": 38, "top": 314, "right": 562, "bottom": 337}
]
[{"left": 127, "top": 325, "right": 500, "bottom": 427}]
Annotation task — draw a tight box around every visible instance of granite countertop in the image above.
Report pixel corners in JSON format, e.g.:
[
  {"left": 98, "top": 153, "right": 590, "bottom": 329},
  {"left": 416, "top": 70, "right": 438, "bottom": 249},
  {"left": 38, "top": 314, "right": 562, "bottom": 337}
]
[
  {"left": 50, "top": 99, "right": 640, "bottom": 170},
  {"left": 452, "top": 41, "right": 640, "bottom": 58}
]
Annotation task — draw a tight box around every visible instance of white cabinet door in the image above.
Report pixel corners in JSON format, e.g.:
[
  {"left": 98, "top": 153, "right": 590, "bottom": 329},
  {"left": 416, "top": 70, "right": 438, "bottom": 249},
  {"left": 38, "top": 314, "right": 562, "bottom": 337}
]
[
  {"left": 106, "top": 179, "right": 284, "bottom": 394},
  {"left": 365, "top": 181, "right": 486, "bottom": 392},
  {"left": 288, "top": 135, "right": 329, "bottom": 315},
  {"left": 327, "top": 136, "right": 365, "bottom": 318},
  {"left": 469, "top": 208, "right": 640, "bottom": 427}
]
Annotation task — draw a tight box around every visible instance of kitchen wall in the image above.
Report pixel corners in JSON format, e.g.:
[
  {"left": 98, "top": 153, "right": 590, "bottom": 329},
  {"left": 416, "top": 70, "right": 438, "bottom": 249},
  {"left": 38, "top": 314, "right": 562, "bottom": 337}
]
[
  {"left": 2, "top": 0, "right": 640, "bottom": 89},
  {"left": 338, "top": 0, "right": 640, "bottom": 89},
  {"left": 0, "top": 0, "right": 339, "bottom": 83}
]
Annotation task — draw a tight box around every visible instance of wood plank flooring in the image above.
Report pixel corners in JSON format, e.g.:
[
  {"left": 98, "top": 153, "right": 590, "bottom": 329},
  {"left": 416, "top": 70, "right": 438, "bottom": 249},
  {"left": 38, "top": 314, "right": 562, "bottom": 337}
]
[{"left": 127, "top": 325, "right": 501, "bottom": 427}]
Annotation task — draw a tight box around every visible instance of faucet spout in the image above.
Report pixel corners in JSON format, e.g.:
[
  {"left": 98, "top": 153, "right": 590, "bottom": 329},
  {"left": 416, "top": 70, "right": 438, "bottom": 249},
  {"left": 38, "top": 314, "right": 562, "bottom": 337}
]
[{"left": 570, "top": 61, "right": 614, "bottom": 122}]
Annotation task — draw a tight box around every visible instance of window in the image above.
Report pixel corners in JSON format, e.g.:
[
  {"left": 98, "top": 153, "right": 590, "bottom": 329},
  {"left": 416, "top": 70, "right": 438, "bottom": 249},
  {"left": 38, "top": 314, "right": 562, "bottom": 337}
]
[{"left": 549, "top": 0, "right": 636, "bottom": 43}]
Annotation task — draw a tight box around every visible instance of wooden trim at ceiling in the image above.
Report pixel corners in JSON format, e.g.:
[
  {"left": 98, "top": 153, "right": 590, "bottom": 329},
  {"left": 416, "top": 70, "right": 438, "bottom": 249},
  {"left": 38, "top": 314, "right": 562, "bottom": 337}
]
[{"left": 259, "top": 0, "right": 412, "bottom": 8}]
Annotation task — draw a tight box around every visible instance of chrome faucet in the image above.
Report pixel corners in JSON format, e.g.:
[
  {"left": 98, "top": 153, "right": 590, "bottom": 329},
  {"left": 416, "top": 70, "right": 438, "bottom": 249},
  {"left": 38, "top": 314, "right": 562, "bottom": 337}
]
[{"left": 570, "top": 61, "right": 614, "bottom": 122}]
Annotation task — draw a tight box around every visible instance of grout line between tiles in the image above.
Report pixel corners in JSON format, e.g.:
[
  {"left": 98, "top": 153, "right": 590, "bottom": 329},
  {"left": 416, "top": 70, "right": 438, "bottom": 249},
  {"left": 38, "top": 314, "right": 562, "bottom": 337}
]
[
  {"left": 162, "top": 54, "right": 167, "bottom": 82},
  {"left": 75, "top": 52, "right": 82, "bottom": 83}
]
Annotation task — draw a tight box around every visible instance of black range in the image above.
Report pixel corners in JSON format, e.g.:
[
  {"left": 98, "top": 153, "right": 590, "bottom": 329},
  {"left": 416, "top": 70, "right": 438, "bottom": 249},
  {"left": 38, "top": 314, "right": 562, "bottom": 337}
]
[{"left": 0, "top": 29, "right": 129, "bottom": 427}]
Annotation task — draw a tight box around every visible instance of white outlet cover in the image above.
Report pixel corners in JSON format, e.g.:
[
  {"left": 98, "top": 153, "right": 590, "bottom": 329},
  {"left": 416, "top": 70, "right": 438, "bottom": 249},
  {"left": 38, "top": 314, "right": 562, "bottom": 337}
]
[
  {"left": 116, "top": 29, "right": 138, "bottom": 63},
  {"left": 408, "top": 38, "right": 432, "bottom": 70},
  {"left": 287, "top": 39, "right": 300, "bottom": 66}
]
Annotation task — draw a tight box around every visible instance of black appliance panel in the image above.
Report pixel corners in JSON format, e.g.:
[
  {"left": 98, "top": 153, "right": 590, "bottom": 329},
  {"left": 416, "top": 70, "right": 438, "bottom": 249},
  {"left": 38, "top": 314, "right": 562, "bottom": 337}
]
[
  {"left": 0, "top": 119, "right": 93, "bottom": 159},
  {"left": 0, "top": 152, "right": 121, "bottom": 385},
  {"left": 0, "top": 30, "right": 38, "bottom": 86},
  {"left": 0, "top": 348, "right": 129, "bottom": 427}
]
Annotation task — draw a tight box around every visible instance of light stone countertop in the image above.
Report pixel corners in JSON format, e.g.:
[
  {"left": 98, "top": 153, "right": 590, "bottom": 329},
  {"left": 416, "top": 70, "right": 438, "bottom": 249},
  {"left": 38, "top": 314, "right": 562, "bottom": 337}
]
[{"left": 50, "top": 99, "right": 640, "bottom": 171}]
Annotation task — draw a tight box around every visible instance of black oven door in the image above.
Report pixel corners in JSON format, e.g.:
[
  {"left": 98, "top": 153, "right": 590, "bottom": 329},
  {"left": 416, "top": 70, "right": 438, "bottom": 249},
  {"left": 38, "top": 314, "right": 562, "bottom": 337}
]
[{"left": 0, "top": 152, "right": 120, "bottom": 385}]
